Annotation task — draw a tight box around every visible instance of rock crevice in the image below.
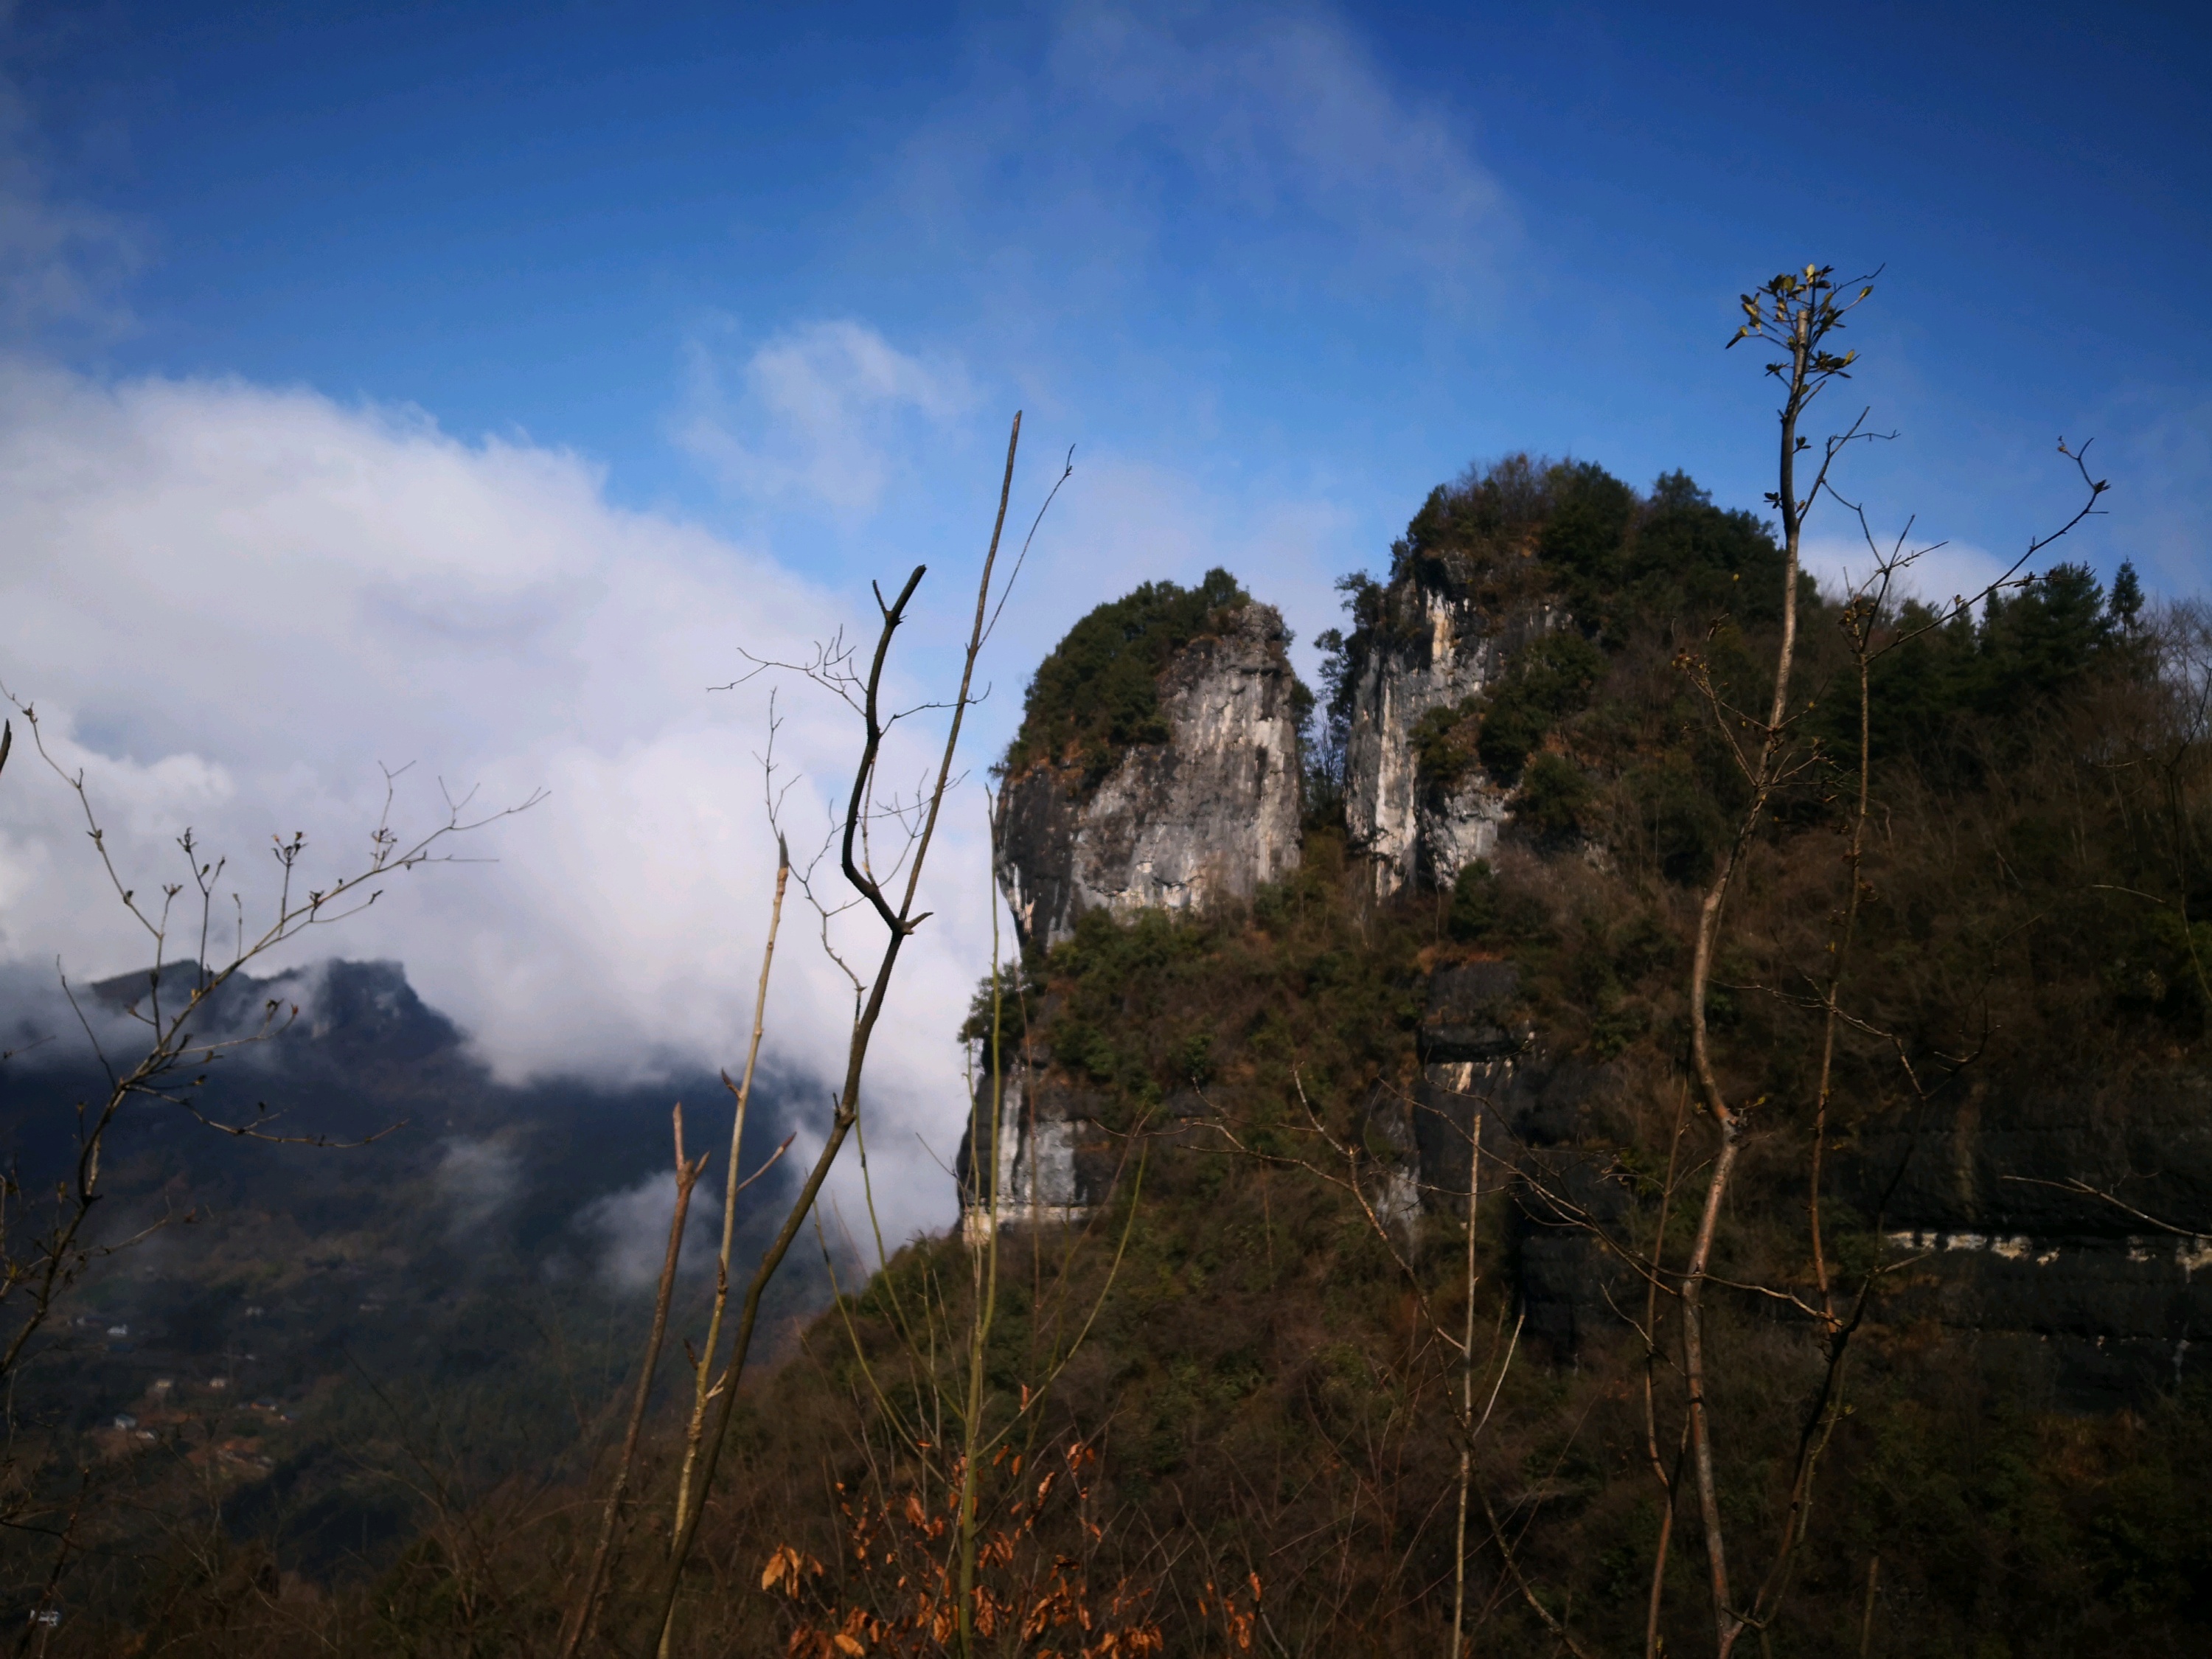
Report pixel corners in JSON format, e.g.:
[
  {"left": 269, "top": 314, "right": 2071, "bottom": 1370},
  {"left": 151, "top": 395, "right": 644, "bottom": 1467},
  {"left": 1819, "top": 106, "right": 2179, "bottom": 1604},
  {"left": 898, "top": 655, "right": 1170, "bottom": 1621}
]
[{"left": 1340, "top": 574, "right": 1559, "bottom": 897}]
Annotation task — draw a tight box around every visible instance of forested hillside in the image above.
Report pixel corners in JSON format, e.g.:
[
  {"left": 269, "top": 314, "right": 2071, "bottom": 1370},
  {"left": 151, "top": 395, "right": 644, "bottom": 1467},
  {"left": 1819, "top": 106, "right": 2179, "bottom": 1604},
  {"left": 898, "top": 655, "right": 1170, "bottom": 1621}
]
[
  {"left": 30, "top": 451, "right": 2198, "bottom": 1658},
  {"left": 7, "top": 279, "right": 2208, "bottom": 1659}
]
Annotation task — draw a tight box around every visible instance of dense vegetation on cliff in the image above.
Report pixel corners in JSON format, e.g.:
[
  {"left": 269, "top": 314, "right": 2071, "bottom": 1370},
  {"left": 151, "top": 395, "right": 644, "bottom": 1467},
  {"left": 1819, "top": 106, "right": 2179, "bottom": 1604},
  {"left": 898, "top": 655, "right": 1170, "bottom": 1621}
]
[
  {"left": 897, "top": 474, "right": 2210, "bottom": 1655},
  {"left": 1001, "top": 566, "right": 1253, "bottom": 785}
]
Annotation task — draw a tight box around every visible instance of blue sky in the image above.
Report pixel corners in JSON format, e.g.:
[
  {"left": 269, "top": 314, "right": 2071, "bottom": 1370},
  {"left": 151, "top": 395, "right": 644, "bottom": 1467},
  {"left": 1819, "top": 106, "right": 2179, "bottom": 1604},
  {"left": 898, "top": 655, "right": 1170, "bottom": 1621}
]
[
  {"left": 24, "top": 1, "right": 2211, "bottom": 606},
  {"left": 1, "top": 0, "right": 2205, "bottom": 1235}
]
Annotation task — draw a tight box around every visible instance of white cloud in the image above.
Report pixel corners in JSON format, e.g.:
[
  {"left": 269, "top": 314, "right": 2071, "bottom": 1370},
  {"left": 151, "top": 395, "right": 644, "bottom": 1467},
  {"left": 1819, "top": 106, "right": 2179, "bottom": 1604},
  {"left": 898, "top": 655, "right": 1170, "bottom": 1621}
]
[
  {"left": 577, "top": 1164, "right": 726, "bottom": 1290},
  {"left": 676, "top": 319, "right": 974, "bottom": 518},
  {"left": 0, "top": 359, "right": 1009, "bottom": 1245},
  {"left": 1801, "top": 531, "right": 2023, "bottom": 611},
  {"left": 900, "top": 0, "right": 1512, "bottom": 308}
]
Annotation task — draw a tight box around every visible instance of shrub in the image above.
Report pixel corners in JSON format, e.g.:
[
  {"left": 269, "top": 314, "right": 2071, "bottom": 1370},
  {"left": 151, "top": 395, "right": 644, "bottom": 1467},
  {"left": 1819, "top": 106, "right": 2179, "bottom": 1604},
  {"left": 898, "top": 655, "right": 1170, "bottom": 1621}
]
[
  {"left": 1478, "top": 631, "right": 1606, "bottom": 779},
  {"left": 1624, "top": 752, "right": 1728, "bottom": 884},
  {"left": 1515, "top": 752, "right": 1591, "bottom": 840},
  {"left": 1412, "top": 699, "right": 1481, "bottom": 787},
  {"left": 1447, "top": 859, "right": 1501, "bottom": 942}
]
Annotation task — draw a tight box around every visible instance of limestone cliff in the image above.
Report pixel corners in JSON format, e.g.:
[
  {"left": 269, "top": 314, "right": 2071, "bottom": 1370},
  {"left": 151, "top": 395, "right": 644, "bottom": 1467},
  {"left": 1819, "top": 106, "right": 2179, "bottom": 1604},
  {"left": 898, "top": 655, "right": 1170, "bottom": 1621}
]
[
  {"left": 1410, "top": 963, "right": 2212, "bottom": 1403},
  {"left": 954, "top": 1057, "right": 1129, "bottom": 1238},
  {"left": 1339, "top": 566, "right": 1560, "bottom": 897},
  {"left": 1841, "top": 1072, "right": 2212, "bottom": 1405},
  {"left": 995, "top": 600, "right": 1303, "bottom": 956}
]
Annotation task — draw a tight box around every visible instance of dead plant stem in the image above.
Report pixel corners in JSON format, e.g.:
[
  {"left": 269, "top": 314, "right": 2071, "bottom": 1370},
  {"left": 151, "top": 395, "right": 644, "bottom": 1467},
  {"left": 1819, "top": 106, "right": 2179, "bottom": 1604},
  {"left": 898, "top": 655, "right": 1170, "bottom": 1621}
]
[
  {"left": 560, "top": 1107, "right": 706, "bottom": 1658},
  {"left": 669, "top": 842, "right": 790, "bottom": 1557},
  {"left": 650, "top": 413, "right": 1024, "bottom": 1652},
  {"left": 1449, "top": 1113, "right": 1482, "bottom": 1659}
]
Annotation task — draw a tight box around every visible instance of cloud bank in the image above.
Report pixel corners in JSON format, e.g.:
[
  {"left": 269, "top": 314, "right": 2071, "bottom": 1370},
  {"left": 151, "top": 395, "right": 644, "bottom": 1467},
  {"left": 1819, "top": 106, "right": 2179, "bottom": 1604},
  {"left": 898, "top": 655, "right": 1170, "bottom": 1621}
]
[
  {"left": 0, "top": 358, "right": 1008, "bottom": 1243},
  {"left": 0, "top": 2, "right": 1536, "bottom": 1251}
]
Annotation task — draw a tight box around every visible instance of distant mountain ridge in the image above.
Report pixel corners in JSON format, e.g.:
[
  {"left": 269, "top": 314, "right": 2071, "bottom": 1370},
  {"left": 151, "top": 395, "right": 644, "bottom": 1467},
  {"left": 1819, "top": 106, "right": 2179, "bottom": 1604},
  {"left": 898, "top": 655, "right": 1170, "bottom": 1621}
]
[{"left": 0, "top": 954, "right": 823, "bottom": 1587}]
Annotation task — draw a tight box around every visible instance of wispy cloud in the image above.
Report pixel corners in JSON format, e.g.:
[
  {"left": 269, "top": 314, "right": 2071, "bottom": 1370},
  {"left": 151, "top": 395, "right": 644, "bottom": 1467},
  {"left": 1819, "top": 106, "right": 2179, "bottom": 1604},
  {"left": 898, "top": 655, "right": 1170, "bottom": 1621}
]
[
  {"left": 437, "top": 1135, "right": 524, "bottom": 1237},
  {"left": 577, "top": 1165, "right": 725, "bottom": 1289},
  {"left": 897, "top": 0, "right": 1513, "bottom": 311},
  {"left": 984, "top": 447, "right": 1361, "bottom": 684},
  {"left": 675, "top": 319, "right": 974, "bottom": 518},
  {"left": 2076, "top": 386, "right": 2211, "bottom": 598},
  {"left": 0, "top": 47, "right": 141, "bottom": 339},
  {"left": 1800, "top": 532, "right": 2024, "bottom": 611}
]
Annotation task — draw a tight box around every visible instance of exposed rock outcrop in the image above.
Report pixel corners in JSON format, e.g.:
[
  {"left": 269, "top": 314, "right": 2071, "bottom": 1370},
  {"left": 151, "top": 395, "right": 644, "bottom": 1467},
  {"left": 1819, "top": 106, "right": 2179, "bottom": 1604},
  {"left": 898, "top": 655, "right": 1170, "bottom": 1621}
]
[
  {"left": 1340, "top": 571, "right": 1559, "bottom": 897},
  {"left": 1408, "top": 961, "right": 2212, "bottom": 1402},
  {"left": 995, "top": 602, "right": 1303, "bottom": 956},
  {"left": 1837, "top": 1073, "right": 2212, "bottom": 1405},
  {"left": 954, "top": 1056, "right": 1128, "bottom": 1239}
]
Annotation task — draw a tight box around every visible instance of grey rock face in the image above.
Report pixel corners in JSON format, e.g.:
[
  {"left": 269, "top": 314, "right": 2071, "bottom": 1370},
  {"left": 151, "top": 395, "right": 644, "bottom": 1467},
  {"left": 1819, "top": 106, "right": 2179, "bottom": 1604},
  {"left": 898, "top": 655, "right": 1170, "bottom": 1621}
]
[
  {"left": 995, "top": 603, "right": 1303, "bottom": 956},
  {"left": 1408, "top": 960, "right": 2212, "bottom": 1400},
  {"left": 954, "top": 1057, "right": 1126, "bottom": 1238},
  {"left": 1837, "top": 1072, "right": 2212, "bottom": 1405},
  {"left": 1341, "top": 574, "right": 1557, "bottom": 897}
]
